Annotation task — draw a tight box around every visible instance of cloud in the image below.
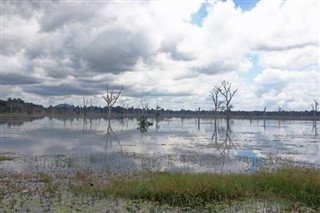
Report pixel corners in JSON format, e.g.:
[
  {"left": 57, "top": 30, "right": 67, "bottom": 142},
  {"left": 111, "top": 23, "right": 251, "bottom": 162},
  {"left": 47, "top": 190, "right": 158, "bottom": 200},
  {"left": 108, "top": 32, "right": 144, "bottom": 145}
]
[
  {"left": 78, "top": 27, "right": 153, "bottom": 73},
  {"left": 25, "top": 83, "right": 98, "bottom": 97},
  {"left": 254, "top": 69, "right": 319, "bottom": 110},
  {"left": 1, "top": 0, "right": 319, "bottom": 111},
  {"left": 159, "top": 38, "right": 195, "bottom": 61},
  {"left": 258, "top": 45, "right": 319, "bottom": 70},
  {"left": 1, "top": 73, "right": 40, "bottom": 85},
  {"left": 38, "top": 2, "right": 99, "bottom": 32}
]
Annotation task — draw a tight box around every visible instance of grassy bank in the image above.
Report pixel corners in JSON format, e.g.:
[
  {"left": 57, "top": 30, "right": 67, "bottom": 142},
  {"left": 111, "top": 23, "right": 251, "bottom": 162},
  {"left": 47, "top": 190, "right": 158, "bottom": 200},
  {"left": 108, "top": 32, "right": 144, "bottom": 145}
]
[
  {"left": 1, "top": 166, "right": 319, "bottom": 211},
  {"left": 72, "top": 167, "right": 320, "bottom": 210},
  {"left": 0, "top": 154, "right": 14, "bottom": 162}
]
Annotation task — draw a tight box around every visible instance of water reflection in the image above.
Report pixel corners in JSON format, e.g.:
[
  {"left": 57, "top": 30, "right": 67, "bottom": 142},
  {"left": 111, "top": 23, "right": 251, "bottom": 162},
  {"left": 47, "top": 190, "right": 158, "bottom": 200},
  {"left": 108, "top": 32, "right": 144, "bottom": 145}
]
[
  {"left": 82, "top": 117, "right": 93, "bottom": 133},
  {"left": 0, "top": 116, "right": 43, "bottom": 127},
  {"left": 1, "top": 117, "right": 319, "bottom": 174},
  {"left": 209, "top": 118, "right": 237, "bottom": 172},
  {"left": 155, "top": 118, "right": 160, "bottom": 131},
  {"left": 312, "top": 121, "right": 317, "bottom": 136},
  {"left": 211, "top": 118, "right": 236, "bottom": 155},
  {"left": 105, "top": 119, "right": 122, "bottom": 152}
]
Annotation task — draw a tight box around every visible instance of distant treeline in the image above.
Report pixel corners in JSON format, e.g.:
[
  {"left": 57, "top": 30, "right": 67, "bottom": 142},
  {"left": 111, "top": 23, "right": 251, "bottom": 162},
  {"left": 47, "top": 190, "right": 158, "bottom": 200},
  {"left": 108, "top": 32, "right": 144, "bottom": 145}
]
[{"left": 0, "top": 98, "right": 319, "bottom": 120}]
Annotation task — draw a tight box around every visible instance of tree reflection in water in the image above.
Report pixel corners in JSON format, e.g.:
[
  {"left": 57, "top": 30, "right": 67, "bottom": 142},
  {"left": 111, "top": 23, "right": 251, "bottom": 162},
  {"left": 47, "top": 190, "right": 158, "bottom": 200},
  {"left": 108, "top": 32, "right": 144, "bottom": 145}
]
[
  {"left": 312, "top": 121, "right": 318, "bottom": 136},
  {"left": 81, "top": 117, "right": 94, "bottom": 134},
  {"left": 211, "top": 118, "right": 236, "bottom": 155},
  {"left": 105, "top": 119, "right": 122, "bottom": 152},
  {"left": 210, "top": 118, "right": 237, "bottom": 172}
]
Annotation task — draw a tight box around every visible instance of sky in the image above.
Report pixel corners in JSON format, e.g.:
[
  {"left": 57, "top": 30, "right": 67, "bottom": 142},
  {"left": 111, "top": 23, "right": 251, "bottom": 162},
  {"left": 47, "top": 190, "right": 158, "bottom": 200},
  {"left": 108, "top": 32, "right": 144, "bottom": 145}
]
[{"left": 1, "top": 0, "right": 319, "bottom": 111}]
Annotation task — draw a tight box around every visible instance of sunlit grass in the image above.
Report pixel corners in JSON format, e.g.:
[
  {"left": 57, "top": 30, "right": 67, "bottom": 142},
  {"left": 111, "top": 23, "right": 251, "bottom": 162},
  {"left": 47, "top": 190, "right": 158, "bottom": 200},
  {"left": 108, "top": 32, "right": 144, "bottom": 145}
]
[
  {"left": 72, "top": 167, "right": 320, "bottom": 210},
  {"left": 1, "top": 166, "right": 319, "bottom": 211}
]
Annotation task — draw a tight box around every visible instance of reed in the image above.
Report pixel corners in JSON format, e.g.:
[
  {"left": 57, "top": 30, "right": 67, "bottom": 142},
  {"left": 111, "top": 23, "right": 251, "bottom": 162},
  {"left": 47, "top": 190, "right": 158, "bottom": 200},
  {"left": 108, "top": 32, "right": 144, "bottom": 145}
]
[{"left": 72, "top": 167, "right": 320, "bottom": 210}]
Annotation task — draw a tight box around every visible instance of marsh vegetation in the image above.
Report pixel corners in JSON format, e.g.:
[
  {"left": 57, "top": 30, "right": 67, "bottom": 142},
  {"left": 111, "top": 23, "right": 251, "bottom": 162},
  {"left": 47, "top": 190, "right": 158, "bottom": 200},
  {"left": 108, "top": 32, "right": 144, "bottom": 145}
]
[
  {"left": 0, "top": 116, "right": 319, "bottom": 211},
  {"left": 0, "top": 154, "right": 14, "bottom": 162},
  {"left": 1, "top": 163, "right": 319, "bottom": 212}
]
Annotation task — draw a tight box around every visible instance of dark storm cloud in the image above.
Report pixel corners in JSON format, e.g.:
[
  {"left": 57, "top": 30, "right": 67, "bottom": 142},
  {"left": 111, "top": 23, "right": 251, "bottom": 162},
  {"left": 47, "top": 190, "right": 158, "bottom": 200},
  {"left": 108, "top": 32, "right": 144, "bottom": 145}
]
[
  {"left": 78, "top": 28, "right": 152, "bottom": 73},
  {"left": 1, "top": 73, "right": 40, "bottom": 85},
  {"left": 36, "top": 1, "right": 153, "bottom": 75},
  {"left": 25, "top": 83, "right": 97, "bottom": 96},
  {"left": 4, "top": 1, "right": 153, "bottom": 81}
]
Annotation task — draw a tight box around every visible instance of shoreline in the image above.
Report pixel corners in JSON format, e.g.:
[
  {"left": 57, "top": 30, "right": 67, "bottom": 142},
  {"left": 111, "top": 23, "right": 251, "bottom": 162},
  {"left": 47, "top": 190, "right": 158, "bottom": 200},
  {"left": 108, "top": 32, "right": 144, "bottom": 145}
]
[{"left": 1, "top": 113, "right": 319, "bottom": 121}]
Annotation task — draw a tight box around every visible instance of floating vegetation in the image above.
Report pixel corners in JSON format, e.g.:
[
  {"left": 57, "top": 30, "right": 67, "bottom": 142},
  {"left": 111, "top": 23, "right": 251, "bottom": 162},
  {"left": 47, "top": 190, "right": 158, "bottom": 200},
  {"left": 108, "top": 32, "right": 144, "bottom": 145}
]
[{"left": 137, "top": 116, "right": 153, "bottom": 132}]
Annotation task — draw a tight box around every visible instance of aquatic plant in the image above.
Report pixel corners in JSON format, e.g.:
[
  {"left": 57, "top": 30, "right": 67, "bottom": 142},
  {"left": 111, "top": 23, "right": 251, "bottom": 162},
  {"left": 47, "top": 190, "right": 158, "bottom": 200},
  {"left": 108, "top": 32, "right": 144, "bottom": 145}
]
[
  {"left": 72, "top": 167, "right": 320, "bottom": 210},
  {"left": 137, "top": 116, "right": 153, "bottom": 132}
]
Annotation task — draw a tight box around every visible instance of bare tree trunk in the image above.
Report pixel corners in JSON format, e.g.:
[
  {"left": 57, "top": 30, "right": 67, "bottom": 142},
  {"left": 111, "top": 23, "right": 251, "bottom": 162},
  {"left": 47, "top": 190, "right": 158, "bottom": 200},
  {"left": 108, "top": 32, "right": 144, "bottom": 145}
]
[
  {"left": 220, "top": 81, "right": 237, "bottom": 119},
  {"left": 102, "top": 84, "right": 123, "bottom": 119},
  {"left": 197, "top": 107, "right": 200, "bottom": 130},
  {"left": 210, "top": 85, "right": 223, "bottom": 118},
  {"left": 311, "top": 100, "right": 319, "bottom": 120}
]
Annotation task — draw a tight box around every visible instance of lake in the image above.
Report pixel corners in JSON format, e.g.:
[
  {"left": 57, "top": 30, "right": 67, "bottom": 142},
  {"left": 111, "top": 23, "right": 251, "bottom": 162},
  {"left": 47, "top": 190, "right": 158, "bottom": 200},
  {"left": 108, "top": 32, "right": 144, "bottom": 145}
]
[{"left": 1, "top": 117, "right": 319, "bottom": 174}]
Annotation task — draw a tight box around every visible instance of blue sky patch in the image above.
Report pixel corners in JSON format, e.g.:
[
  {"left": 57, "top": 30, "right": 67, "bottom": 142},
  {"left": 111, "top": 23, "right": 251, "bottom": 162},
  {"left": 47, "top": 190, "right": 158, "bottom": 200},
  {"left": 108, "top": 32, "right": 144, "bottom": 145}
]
[
  {"left": 191, "top": 1, "right": 209, "bottom": 27},
  {"left": 191, "top": 0, "right": 260, "bottom": 27},
  {"left": 239, "top": 54, "right": 264, "bottom": 81},
  {"left": 233, "top": 0, "right": 260, "bottom": 11}
]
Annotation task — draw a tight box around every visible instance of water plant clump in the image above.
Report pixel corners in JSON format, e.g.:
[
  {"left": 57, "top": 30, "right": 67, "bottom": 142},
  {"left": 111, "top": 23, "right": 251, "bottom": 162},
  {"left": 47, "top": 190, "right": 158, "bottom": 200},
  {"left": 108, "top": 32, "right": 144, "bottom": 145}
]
[{"left": 137, "top": 115, "right": 153, "bottom": 132}]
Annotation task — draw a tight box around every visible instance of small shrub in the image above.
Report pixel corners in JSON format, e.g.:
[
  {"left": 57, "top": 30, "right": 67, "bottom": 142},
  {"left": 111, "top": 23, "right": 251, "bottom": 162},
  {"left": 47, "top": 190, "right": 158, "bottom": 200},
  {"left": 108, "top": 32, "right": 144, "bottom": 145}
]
[{"left": 137, "top": 116, "right": 153, "bottom": 132}]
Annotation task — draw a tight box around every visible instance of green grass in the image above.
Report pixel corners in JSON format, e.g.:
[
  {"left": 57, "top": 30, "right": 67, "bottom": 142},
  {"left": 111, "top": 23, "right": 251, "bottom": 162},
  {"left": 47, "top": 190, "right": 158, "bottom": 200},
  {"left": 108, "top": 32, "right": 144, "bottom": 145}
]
[
  {"left": 72, "top": 167, "right": 320, "bottom": 210},
  {"left": 0, "top": 155, "right": 14, "bottom": 162}
]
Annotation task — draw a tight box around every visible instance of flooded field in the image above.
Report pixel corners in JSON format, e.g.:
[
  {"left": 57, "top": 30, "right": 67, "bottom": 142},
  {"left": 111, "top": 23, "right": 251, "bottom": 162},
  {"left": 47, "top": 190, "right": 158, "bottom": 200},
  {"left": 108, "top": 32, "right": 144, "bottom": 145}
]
[
  {"left": 1, "top": 116, "right": 319, "bottom": 212},
  {"left": 1, "top": 117, "right": 319, "bottom": 174}
]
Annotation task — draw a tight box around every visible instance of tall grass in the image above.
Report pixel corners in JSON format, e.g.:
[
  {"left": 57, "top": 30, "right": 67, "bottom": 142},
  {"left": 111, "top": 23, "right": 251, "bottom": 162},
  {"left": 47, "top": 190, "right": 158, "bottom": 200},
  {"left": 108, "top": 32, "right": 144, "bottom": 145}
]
[
  {"left": 72, "top": 167, "right": 320, "bottom": 209},
  {"left": 0, "top": 155, "right": 14, "bottom": 162}
]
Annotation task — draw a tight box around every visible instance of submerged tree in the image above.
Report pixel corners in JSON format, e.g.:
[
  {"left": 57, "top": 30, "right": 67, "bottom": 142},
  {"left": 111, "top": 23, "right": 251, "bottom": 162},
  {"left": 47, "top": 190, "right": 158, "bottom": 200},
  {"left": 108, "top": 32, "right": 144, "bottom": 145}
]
[
  {"left": 137, "top": 99, "right": 153, "bottom": 132},
  {"left": 140, "top": 99, "right": 149, "bottom": 115},
  {"left": 102, "top": 84, "right": 123, "bottom": 119},
  {"left": 211, "top": 81, "right": 237, "bottom": 119},
  {"left": 209, "top": 84, "right": 223, "bottom": 118},
  {"left": 220, "top": 81, "right": 238, "bottom": 118},
  {"left": 311, "top": 100, "right": 319, "bottom": 120}
]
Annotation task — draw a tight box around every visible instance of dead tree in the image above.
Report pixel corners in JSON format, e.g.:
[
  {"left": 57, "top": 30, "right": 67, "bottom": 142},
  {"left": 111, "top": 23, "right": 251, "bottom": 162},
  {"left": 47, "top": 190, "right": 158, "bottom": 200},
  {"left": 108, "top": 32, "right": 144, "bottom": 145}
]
[
  {"left": 197, "top": 107, "right": 201, "bottom": 130},
  {"left": 311, "top": 100, "right": 319, "bottom": 120},
  {"left": 220, "top": 81, "right": 238, "bottom": 119},
  {"left": 140, "top": 99, "right": 149, "bottom": 115},
  {"left": 209, "top": 84, "right": 223, "bottom": 118},
  {"left": 83, "top": 97, "right": 88, "bottom": 117},
  {"left": 102, "top": 84, "right": 123, "bottom": 119}
]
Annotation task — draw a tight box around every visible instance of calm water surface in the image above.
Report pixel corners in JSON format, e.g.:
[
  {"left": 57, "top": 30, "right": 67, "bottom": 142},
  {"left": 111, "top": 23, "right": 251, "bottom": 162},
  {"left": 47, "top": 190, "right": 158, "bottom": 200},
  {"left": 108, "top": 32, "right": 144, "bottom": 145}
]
[{"left": 1, "top": 117, "right": 319, "bottom": 174}]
